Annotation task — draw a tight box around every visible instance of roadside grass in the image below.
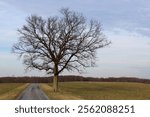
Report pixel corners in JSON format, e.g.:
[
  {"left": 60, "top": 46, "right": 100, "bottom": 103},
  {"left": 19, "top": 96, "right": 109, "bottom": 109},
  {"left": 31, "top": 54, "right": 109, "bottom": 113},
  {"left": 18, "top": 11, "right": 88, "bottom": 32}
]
[
  {"left": 40, "top": 82, "right": 150, "bottom": 100},
  {"left": 40, "top": 83, "right": 81, "bottom": 100},
  {"left": 0, "top": 83, "right": 29, "bottom": 100}
]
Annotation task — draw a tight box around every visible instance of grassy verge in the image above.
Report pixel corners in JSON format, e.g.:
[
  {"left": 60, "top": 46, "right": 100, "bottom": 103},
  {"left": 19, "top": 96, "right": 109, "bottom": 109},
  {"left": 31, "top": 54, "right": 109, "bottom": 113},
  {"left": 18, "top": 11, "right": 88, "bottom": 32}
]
[
  {"left": 40, "top": 82, "right": 150, "bottom": 100},
  {"left": 40, "top": 83, "right": 81, "bottom": 99},
  {"left": 0, "top": 83, "right": 29, "bottom": 100}
]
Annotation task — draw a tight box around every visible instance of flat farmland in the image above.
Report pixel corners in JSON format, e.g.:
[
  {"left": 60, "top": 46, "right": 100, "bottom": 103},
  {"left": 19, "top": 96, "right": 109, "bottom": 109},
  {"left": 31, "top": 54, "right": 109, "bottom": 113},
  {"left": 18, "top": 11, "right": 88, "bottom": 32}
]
[
  {"left": 40, "top": 82, "right": 150, "bottom": 100},
  {"left": 0, "top": 83, "right": 29, "bottom": 99}
]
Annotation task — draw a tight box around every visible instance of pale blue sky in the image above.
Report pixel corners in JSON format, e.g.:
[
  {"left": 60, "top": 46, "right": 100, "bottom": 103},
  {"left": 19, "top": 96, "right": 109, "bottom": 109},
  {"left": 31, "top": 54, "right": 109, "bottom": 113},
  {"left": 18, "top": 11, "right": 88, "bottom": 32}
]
[{"left": 0, "top": 0, "right": 150, "bottom": 78}]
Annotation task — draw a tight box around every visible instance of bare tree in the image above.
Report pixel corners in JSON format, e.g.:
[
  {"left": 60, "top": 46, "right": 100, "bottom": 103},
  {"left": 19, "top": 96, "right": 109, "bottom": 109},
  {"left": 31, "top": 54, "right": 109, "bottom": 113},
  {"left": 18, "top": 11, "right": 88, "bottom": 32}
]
[{"left": 12, "top": 8, "right": 110, "bottom": 92}]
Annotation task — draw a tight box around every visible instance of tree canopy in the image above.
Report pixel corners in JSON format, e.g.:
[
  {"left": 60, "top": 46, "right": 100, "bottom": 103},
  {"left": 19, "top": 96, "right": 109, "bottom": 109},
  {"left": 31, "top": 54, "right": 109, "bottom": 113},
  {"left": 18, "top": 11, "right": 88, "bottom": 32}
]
[{"left": 12, "top": 8, "right": 110, "bottom": 91}]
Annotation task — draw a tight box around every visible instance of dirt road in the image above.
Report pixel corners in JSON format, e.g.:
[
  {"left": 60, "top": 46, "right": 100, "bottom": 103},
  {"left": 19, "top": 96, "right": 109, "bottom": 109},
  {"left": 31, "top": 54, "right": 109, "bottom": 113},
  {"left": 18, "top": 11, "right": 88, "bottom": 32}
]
[{"left": 17, "top": 83, "right": 49, "bottom": 100}]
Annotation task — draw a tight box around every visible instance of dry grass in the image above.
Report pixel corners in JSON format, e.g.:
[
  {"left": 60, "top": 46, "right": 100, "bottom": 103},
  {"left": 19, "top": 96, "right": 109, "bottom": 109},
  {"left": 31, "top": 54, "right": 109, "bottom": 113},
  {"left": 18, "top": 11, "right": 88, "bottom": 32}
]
[
  {"left": 40, "top": 83, "right": 81, "bottom": 100},
  {"left": 40, "top": 82, "right": 150, "bottom": 100},
  {"left": 0, "top": 83, "right": 29, "bottom": 100}
]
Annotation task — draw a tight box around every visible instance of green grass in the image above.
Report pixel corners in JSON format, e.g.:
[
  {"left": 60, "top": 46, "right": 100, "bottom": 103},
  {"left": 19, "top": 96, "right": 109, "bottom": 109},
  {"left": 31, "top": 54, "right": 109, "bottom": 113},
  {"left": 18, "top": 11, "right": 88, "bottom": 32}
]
[
  {"left": 0, "top": 83, "right": 29, "bottom": 100},
  {"left": 40, "top": 82, "right": 150, "bottom": 100}
]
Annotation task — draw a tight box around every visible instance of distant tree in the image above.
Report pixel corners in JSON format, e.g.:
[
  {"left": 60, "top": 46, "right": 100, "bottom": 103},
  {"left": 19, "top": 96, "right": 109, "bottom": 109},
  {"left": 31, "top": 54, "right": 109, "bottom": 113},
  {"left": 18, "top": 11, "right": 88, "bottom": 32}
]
[{"left": 12, "top": 8, "right": 110, "bottom": 92}]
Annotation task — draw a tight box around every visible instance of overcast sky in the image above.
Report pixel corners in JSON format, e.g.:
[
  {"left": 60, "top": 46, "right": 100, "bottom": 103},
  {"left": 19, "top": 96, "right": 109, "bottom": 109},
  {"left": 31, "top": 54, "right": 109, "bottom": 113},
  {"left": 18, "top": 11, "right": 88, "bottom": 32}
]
[{"left": 0, "top": 0, "right": 150, "bottom": 78}]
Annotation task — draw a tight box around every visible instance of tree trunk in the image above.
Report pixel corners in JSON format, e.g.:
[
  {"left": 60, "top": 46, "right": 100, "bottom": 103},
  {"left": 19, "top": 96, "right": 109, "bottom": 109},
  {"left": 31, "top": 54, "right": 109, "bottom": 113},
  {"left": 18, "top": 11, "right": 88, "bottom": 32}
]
[
  {"left": 53, "top": 74, "right": 58, "bottom": 92},
  {"left": 53, "top": 64, "right": 59, "bottom": 92}
]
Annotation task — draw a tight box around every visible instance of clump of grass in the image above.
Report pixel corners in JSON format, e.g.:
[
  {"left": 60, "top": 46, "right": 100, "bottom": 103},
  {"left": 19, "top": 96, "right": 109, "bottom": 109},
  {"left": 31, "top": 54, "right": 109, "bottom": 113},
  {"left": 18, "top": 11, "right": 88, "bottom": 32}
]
[
  {"left": 41, "top": 82, "right": 150, "bottom": 100},
  {"left": 0, "top": 83, "right": 29, "bottom": 100}
]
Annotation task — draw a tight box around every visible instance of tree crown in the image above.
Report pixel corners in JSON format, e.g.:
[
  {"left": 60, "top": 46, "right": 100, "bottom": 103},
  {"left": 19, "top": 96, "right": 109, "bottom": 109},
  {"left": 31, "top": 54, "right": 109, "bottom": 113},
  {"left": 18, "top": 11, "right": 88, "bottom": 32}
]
[{"left": 12, "top": 8, "right": 110, "bottom": 75}]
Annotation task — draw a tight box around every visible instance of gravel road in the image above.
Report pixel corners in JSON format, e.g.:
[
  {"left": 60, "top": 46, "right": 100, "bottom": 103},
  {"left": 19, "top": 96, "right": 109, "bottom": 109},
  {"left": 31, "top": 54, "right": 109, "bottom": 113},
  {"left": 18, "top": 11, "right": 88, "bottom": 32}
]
[{"left": 17, "top": 83, "right": 49, "bottom": 100}]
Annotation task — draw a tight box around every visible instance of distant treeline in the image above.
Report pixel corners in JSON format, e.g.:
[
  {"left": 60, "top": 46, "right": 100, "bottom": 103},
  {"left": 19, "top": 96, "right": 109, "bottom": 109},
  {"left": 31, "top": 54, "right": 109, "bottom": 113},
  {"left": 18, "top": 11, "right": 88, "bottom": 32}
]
[{"left": 0, "top": 75, "right": 150, "bottom": 84}]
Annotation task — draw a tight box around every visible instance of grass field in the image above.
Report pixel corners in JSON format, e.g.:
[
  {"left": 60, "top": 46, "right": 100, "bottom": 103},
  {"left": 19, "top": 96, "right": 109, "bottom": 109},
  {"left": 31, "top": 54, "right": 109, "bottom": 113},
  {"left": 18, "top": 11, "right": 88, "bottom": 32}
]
[
  {"left": 0, "top": 83, "right": 29, "bottom": 100},
  {"left": 40, "top": 82, "right": 150, "bottom": 100}
]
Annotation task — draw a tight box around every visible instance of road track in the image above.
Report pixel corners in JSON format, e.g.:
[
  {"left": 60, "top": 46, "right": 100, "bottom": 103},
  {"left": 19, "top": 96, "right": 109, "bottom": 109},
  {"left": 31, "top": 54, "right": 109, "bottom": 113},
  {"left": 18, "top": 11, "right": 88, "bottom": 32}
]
[{"left": 17, "top": 83, "right": 49, "bottom": 100}]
